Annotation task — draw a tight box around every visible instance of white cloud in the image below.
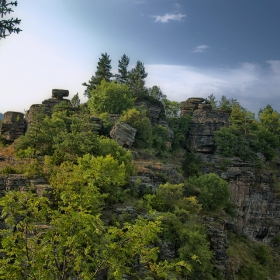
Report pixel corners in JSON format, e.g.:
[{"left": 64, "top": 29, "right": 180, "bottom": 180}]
[
  {"left": 174, "top": 3, "right": 181, "bottom": 9},
  {"left": 145, "top": 61, "right": 280, "bottom": 115},
  {"left": 193, "top": 45, "right": 209, "bottom": 53},
  {"left": 153, "top": 13, "right": 186, "bottom": 23}
]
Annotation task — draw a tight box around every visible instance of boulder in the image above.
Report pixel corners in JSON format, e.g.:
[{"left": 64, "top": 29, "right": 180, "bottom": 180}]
[
  {"left": 0, "top": 111, "right": 26, "bottom": 144},
  {"left": 110, "top": 122, "right": 137, "bottom": 147},
  {"left": 52, "top": 89, "right": 69, "bottom": 99},
  {"left": 180, "top": 97, "right": 206, "bottom": 116}
]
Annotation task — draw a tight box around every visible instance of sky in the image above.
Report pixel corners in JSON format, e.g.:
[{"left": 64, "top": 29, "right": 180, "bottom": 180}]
[{"left": 1, "top": 0, "right": 280, "bottom": 116}]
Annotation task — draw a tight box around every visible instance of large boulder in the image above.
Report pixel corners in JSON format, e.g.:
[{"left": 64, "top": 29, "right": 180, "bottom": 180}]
[
  {"left": 0, "top": 111, "right": 26, "bottom": 144},
  {"left": 110, "top": 122, "right": 137, "bottom": 147},
  {"left": 180, "top": 97, "right": 206, "bottom": 116},
  {"left": 52, "top": 89, "right": 69, "bottom": 99}
]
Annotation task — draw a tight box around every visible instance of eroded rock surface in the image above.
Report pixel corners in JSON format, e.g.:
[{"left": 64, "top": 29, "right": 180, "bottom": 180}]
[
  {"left": 185, "top": 100, "right": 230, "bottom": 153},
  {"left": 110, "top": 122, "right": 137, "bottom": 147},
  {"left": 0, "top": 112, "right": 26, "bottom": 144},
  {"left": 198, "top": 154, "right": 280, "bottom": 243}
]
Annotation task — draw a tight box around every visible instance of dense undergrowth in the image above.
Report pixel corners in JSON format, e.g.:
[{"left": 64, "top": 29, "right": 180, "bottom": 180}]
[{"left": 0, "top": 53, "right": 280, "bottom": 279}]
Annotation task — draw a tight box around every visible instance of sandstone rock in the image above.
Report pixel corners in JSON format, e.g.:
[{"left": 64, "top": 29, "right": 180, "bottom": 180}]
[
  {"left": 135, "top": 101, "right": 165, "bottom": 125},
  {"left": 187, "top": 107, "right": 230, "bottom": 153},
  {"left": 0, "top": 111, "right": 26, "bottom": 144},
  {"left": 199, "top": 154, "right": 280, "bottom": 243},
  {"left": 110, "top": 122, "right": 137, "bottom": 147},
  {"left": 180, "top": 97, "right": 205, "bottom": 116},
  {"left": 52, "top": 89, "right": 69, "bottom": 99}
]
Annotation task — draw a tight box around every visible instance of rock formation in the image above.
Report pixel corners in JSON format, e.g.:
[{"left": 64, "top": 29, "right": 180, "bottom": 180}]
[
  {"left": 181, "top": 98, "right": 230, "bottom": 153},
  {"left": 110, "top": 122, "right": 137, "bottom": 147},
  {"left": 0, "top": 112, "right": 26, "bottom": 144}
]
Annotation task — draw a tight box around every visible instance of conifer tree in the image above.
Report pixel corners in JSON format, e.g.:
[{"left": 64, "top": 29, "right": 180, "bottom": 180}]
[
  {"left": 115, "top": 54, "right": 130, "bottom": 84},
  {"left": 82, "top": 53, "right": 113, "bottom": 98},
  {"left": 0, "top": 0, "right": 21, "bottom": 39},
  {"left": 127, "top": 60, "right": 148, "bottom": 96}
]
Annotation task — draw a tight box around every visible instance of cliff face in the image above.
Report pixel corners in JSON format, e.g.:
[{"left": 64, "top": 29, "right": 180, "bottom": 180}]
[{"left": 182, "top": 98, "right": 280, "bottom": 244}]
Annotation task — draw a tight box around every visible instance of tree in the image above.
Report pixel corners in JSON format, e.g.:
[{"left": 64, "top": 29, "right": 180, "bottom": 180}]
[
  {"left": 0, "top": 0, "right": 21, "bottom": 39},
  {"left": 258, "top": 104, "right": 280, "bottom": 136},
  {"left": 82, "top": 53, "right": 113, "bottom": 98},
  {"left": 88, "top": 79, "right": 134, "bottom": 114},
  {"left": 127, "top": 60, "right": 148, "bottom": 96},
  {"left": 188, "top": 173, "right": 230, "bottom": 211},
  {"left": 70, "top": 93, "right": 80, "bottom": 108},
  {"left": 115, "top": 54, "right": 130, "bottom": 84},
  {"left": 206, "top": 94, "right": 217, "bottom": 109},
  {"left": 148, "top": 85, "right": 166, "bottom": 101},
  {"left": 218, "top": 95, "right": 239, "bottom": 113}
]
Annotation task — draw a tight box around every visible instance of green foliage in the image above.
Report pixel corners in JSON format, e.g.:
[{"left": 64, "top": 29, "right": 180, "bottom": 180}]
[
  {"left": 0, "top": 165, "right": 17, "bottom": 174},
  {"left": 83, "top": 53, "right": 113, "bottom": 97},
  {"left": 70, "top": 93, "right": 80, "bottom": 108},
  {"left": 163, "top": 99, "right": 180, "bottom": 119},
  {"left": 119, "top": 108, "right": 152, "bottom": 148},
  {"left": 16, "top": 105, "right": 99, "bottom": 163},
  {"left": 218, "top": 95, "right": 239, "bottom": 113},
  {"left": 214, "top": 103, "right": 280, "bottom": 161},
  {"left": 206, "top": 93, "right": 218, "bottom": 108},
  {"left": 151, "top": 125, "right": 170, "bottom": 157},
  {"left": 227, "top": 233, "right": 277, "bottom": 280},
  {"left": 96, "top": 137, "right": 135, "bottom": 177},
  {"left": 115, "top": 54, "right": 130, "bottom": 84},
  {"left": 254, "top": 244, "right": 271, "bottom": 265},
  {"left": 127, "top": 60, "right": 148, "bottom": 96},
  {"left": 88, "top": 79, "right": 134, "bottom": 114},
  {"left": 258, "top": 104, "right": 280, "bottom": 136},
  {"left": 182, "top": 151, "right": 201, "bottom": 177},
  {"left": 0, "top": 1, "right": 22, "bottom": 39},
  {"left": 167, "top": 114, "right": 191, "bottom": 151},
  {"left": 188, "top": 173, "right": 230, "bottom": 210},
  {"left": 148, "top": 85, "right": 166, "bottom": 101}
]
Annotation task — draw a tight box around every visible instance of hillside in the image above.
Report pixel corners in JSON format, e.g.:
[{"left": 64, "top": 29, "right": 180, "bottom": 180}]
[{"left": 0, "top": 88, "right": 280, "bottom": 279}]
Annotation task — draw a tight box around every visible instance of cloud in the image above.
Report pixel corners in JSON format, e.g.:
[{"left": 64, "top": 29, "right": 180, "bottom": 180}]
[
  {"left": 174, "top": 3, "right": 181, "bottom": 9},
  {"left": 145, "top": 61, "right": 280, "bottom": 115},
  {"left": 193, "top": 45, "right": 209, "bottom": 53},
  {"left": 153, "top": 13, "right": 186, "bottom": 23}
]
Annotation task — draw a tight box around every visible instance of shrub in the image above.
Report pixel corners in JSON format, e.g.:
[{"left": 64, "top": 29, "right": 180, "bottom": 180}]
[{"left": 188, "top": 173, "right": 230, "bottom": 210}]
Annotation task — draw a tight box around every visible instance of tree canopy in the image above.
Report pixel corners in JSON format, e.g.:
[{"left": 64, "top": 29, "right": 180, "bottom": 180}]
[{"left": 0, "top": 0, "right": 21, "bottom": 39}]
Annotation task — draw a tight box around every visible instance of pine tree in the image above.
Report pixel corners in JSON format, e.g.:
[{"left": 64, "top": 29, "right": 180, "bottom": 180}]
[
  {"left": 127, "top": 60, "right": 148, "bottom": 96},
  {"left": 0, "top": 0, "right": 22, "bottom": 39},
  {"left": 115, "top": 54, "right": 130, "bottom": 84},
  {"left": 82, "top": 53, "right": 113, "bottom": 98}
]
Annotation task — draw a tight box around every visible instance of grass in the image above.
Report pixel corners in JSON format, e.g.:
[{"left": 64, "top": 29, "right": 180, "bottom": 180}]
[{"left": 226, "top": 232, "right": 280, "bottom": 280}]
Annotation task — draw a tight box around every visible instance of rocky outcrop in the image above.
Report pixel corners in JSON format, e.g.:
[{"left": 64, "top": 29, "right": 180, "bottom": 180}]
[
  {"left": 52, "top": 89, "right": 69, "bottom": 99},
  {"left": 205, "top": 217, "right": 229, "bottom": 272},
  {"left": 110, "top": 122, "right": 137, "bottom": 147},
  {"left": 26, "top": 89, "right": 70, "bottom": 126},
  {"left": 182, "top": 98, "right": 230, "bottom": 153},
  {"left": 135, "top": 100, "right": 165, "bottom": 125},
  {"left": 180, "top": 97, "right": 206, "bottom": 116},
  {"left": 130, "top": 161, "right": 184, "bottom": 194},
  {"left": 198, "top": 153, "right": 280, "bottom": 243},
  {"left": 0, "top": 112, "right": 26, "bottom": 144}
]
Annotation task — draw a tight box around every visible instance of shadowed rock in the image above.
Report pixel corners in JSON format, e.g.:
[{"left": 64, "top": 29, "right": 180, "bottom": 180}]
[
  {"left": 110, "top": 122, "right": 136, "bottom": 147},
  {"left": 0, "top": 112, "right": 26, "bottom": 144}
]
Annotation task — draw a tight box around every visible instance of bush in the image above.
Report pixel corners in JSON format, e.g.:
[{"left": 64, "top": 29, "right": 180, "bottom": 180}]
[
  {"left": 188, "top": 173, "right": 230, "bottom": 210},
  {"left": 88, "top": 80, "right": 134, "bottom": 114},
  {"left": 119, "top": 108, "right": 152, "bottom": 148}
]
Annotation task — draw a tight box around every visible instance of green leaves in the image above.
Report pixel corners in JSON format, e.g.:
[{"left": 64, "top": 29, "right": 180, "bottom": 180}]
[{"left": 88, "top": 79, "right": 134, "bottom": 114}]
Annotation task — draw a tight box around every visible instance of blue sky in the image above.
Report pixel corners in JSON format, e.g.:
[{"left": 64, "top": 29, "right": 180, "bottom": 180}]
[{"left": 1, "top": 0, "right": 280, "bottom": 115}]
